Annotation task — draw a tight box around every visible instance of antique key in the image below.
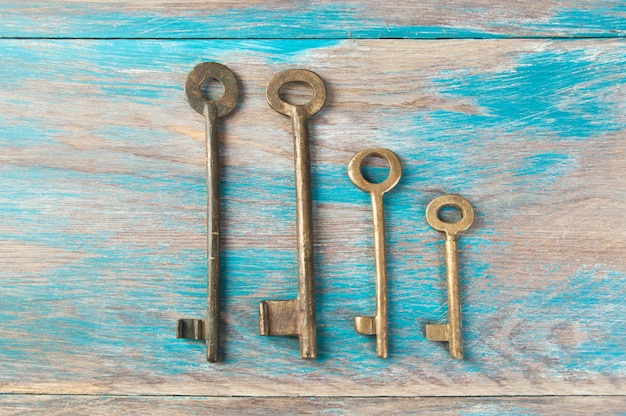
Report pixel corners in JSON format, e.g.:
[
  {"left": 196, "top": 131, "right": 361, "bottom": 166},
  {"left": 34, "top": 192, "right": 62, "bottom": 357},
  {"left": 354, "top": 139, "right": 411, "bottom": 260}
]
[
  {"left": 425, "top": 195, "right": 474, "bottom": 358},
  {"left": 258, "top": 69, "right": 326, "bottom": 359},
  {"left": 176, "top": 62, "right": 238, "bottom": 362},
  {"left": 348, "top": 148, "right": 402, "bottom": 358}
]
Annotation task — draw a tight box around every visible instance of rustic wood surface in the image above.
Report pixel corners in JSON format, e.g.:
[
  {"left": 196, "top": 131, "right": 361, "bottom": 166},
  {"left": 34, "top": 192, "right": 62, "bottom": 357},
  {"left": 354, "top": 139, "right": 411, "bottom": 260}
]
[
  {"left": 2, "top": 1, "right": 626, "bottom": 38},
  {"left": 1, "top": 395, "right": 625, "bottom": 415},
  {"left": 1, "top": 0, "right": 625, "bottom": 413},
  {"left": 0, "top": 39, "right": 624, "bottom": 399}
]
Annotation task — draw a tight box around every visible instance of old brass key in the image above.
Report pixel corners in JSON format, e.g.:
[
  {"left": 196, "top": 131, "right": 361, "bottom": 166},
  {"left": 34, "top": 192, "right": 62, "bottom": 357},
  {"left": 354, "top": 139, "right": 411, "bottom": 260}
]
[
  {"left": 258, "top": 69, "right": 326, "bottom": 359},
  {"left": 425, "top": 195, "right": 474, "bottom": 359},
  {"left": 176, "top": 62, "right": 238, "bottom": 362},
  {"left": 348, "top": 148, "right": 402, "bottom": 358}
]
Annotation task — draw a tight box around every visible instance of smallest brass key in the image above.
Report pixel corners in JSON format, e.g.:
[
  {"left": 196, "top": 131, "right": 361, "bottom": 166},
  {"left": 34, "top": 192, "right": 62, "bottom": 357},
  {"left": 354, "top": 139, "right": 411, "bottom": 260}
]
[
  {"left": 348, "top": 148, "right": 402, "bottom": 358},
  {"left": 425, "top": 195, "right": 474, "bottom": 359}
]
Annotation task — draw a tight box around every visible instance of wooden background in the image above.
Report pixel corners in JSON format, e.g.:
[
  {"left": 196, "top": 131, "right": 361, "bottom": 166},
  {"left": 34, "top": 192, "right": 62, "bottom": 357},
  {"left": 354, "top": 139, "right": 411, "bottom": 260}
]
[{"left": 1, "top": 1, "right": 625, "bottom": 414}]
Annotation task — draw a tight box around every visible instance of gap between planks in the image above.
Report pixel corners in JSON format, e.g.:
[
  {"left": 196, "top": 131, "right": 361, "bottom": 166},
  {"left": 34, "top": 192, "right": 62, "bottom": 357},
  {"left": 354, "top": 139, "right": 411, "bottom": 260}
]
[{"left": 0, "top": 35, "right": 625, "bottom": 40}]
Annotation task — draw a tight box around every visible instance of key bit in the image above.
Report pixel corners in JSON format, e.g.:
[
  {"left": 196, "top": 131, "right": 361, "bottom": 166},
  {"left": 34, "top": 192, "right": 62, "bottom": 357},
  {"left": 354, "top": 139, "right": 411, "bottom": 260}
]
[
  {"left": 176, "top": 62, "right": 239, "bottom": 362},
  {"left": 258, "top": 69, "right": 326, "bottom": 359},
  {"left": 425, "top": 194, "right": 474, "bottom": 359},
  {"left": 348, "top": 148, "right": 402, "bottom": 358}
]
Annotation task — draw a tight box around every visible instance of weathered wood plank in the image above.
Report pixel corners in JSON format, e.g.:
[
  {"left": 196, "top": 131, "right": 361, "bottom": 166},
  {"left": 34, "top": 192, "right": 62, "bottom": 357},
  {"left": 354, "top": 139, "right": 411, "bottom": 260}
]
[
  {"left": 1, "top": 395, "right": 625, "bottom": 415},
  {"left": 1, "top": 1, "right": 625, "bottom": 39},
  {"left": 0, "top": 39, "right": 624, "bottom": 396}
]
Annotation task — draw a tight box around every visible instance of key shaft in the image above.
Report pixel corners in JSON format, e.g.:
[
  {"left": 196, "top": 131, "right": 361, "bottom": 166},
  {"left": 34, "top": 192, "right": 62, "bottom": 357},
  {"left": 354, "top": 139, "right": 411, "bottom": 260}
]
[
  {"left": 348, "top": 148, "right": 402, "bottom": 358},
  {"left": 205, "top": 102, "right": 220, "bottom": 362},
  {"left": 425, "top": 194, "right": 474, "bottom": 359},
  {"left": 292, "top": 106, "right": 317, "bottom": 357},
  {"left": 444, "top": 232, "right": 462, "bottom": 357}
]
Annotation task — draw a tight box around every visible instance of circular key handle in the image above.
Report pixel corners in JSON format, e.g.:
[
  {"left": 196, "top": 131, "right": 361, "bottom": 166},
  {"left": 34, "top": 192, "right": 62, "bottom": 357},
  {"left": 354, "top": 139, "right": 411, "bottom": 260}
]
[
  {"left": 426, "top": 195, "right": 474, "bottom": 236},
  {"left": 348, "top": 148, "right": 402, "bottom": 195},
  {"left": 266, "top": 69, "right": 326, "bottom": 116},
  {"left": 186, "top": 62, "right": 239, "bottom": 117}
]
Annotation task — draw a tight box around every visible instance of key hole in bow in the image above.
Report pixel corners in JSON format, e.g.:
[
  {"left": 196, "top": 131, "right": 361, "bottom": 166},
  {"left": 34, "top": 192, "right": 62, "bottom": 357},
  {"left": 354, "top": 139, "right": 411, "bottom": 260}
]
[
  {"left": 279, "top": 81, "right": 314, "bottom": 106},
  {"left": 361, "top": 154, "right": 391, "bottom": 184},
  {"left": 200, "top": 77, "right": 225, "bottom": 102},
  {"left": 437, "top": 204, "right": 463, "bottom": 223}
]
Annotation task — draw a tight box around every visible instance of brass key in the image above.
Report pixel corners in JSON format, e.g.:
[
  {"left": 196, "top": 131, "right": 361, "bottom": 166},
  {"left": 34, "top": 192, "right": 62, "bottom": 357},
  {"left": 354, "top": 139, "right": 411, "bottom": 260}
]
[
  {"left": 425, "top": 195, "right": 474, "bottom": 359},
  {"left": 258, "top": 69, "right": 326, "bottom": 359},
  {"left": 348, "top": 148, "right": 402, "bottom": 358},
  {"left": 176, "top": 62, "right": 238, "bottom": 362}
]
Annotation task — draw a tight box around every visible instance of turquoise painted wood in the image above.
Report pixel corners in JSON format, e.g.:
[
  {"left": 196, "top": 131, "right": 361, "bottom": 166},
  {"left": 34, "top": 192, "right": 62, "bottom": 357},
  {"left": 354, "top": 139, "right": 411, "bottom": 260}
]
[
  {"left": 0, "top": 38, "right": 624, "bottom": 398},
  {"left": 0, "top": 1, "right": 625, "bottom": 413},
  {"left": 1, "top": 1, "right": 626, "bottom": 39}
]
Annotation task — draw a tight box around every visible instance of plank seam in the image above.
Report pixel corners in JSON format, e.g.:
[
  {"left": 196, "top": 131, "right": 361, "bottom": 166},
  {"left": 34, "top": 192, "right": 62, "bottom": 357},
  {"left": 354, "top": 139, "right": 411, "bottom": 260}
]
[
  {"left": 0, "top": 35, "right": 625, "bottom": 40},
  {"left": 1, "top": 394, "right": 624, "bottom": 398}
]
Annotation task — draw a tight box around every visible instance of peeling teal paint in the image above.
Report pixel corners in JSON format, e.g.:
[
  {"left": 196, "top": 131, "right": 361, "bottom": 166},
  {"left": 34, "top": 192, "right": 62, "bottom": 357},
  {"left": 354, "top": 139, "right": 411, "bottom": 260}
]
[
  {"left": 531, "top": 6, "right": 626, "bottom": 36},
  {"left": 432, "top": 48, "right": 625, "bottom": 139},
  {"left": 0, "top": 4, "right": 497, "bottom": 39},
  {"left": 514, "top": 152, "right": 571, "bottom": 177},
  {"left": 2, "top": 3, "right": 626, "bottom": 38}
]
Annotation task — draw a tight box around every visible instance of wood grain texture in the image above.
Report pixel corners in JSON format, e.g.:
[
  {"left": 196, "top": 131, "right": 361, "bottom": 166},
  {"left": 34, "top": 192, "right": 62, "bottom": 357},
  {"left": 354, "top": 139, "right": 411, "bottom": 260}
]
[
  {"left": 1, "top": 1, "right": 625, "bottom": 39},
  {"left": 1, "top": 395, "right": 625, "bottom": 415},
  {"left": 0, "top": 39, "right": 624, "bottom": 396}
]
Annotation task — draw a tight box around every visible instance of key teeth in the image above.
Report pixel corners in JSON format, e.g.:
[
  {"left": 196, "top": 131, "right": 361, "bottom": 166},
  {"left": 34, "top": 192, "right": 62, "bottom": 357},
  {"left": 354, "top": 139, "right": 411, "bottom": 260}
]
[
  {"left": 354, "top": 316, "right": 377, "bottom": 335},
  {"left": 426, "top": 323, "right": 449, "bottom": 342},
  {"left": 177, "top": 318, "right": 205, "bottom": 341},
  {"left": 258, "top": 299, "right": 299, "bottom": 336}
]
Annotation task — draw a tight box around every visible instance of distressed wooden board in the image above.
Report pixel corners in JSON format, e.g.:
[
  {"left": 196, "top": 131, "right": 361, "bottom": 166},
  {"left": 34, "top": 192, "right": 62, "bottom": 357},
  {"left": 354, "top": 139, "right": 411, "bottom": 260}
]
[
  {"left": 1, "top": 395, "right": 625, "bottom": 415},
  {"left": 0, "top": 39, "right": 624, "bottom": 396},
  {"left": 1, "top": 1, "right": 626, "bottom": 39}
]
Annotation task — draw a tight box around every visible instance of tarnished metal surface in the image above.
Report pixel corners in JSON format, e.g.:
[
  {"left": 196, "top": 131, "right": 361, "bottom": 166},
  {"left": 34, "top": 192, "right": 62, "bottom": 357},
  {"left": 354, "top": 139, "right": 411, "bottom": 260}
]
[
  {"left": 177, "top": 62, "right": 239, "bottom": 363},
  {"left": 348, "top": 148, "right": 402, "bottom": 358},
  {"left": 259, "top": 69, "right": 326, "bottom": 359},
  {"left": 425, "top": 195, "right": 474, "bottom": 359}
]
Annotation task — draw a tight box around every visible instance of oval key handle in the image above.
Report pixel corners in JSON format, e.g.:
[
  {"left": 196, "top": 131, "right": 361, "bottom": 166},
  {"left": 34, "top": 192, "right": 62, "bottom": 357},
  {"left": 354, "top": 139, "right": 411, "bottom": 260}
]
[
  {"left": 266, "top": 69, "right": 327, "bottom": 116},
  {"left": 348, "top": 148, "right": 402, "bottom": 195},
  {"left": 426, "top": 195, "right": 474, "bottom": 236},
  {"left": 186, "top": 62, "right": 239, "bottom": 117}
]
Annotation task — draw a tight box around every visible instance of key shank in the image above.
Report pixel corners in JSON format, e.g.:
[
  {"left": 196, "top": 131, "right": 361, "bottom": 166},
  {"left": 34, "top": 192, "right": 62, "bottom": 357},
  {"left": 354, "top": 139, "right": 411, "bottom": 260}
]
[
  {"left": 205, "top": 103, "right": 220, "bottom": 362},
  {"left": 444, "top": 233, "right": 462, "bottom": 358},
  {"left": 292, "top": 107, "right": 317, "bottom": 358}
]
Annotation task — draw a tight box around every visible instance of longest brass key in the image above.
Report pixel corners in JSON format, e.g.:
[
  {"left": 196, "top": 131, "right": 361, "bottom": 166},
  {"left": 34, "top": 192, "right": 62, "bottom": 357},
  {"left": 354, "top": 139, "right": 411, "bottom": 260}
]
[
  {"left": 425, "top": 195, "right": 474, "bottom": 359},
  {"left": 176, "top": 62, "right": 238, "bottom": 362},
  {"left": 348, "top": 148, "right": 402, "bottom": 358},
  {"left": 258, "top": 69, "right": 326, "bottom": 359}
]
